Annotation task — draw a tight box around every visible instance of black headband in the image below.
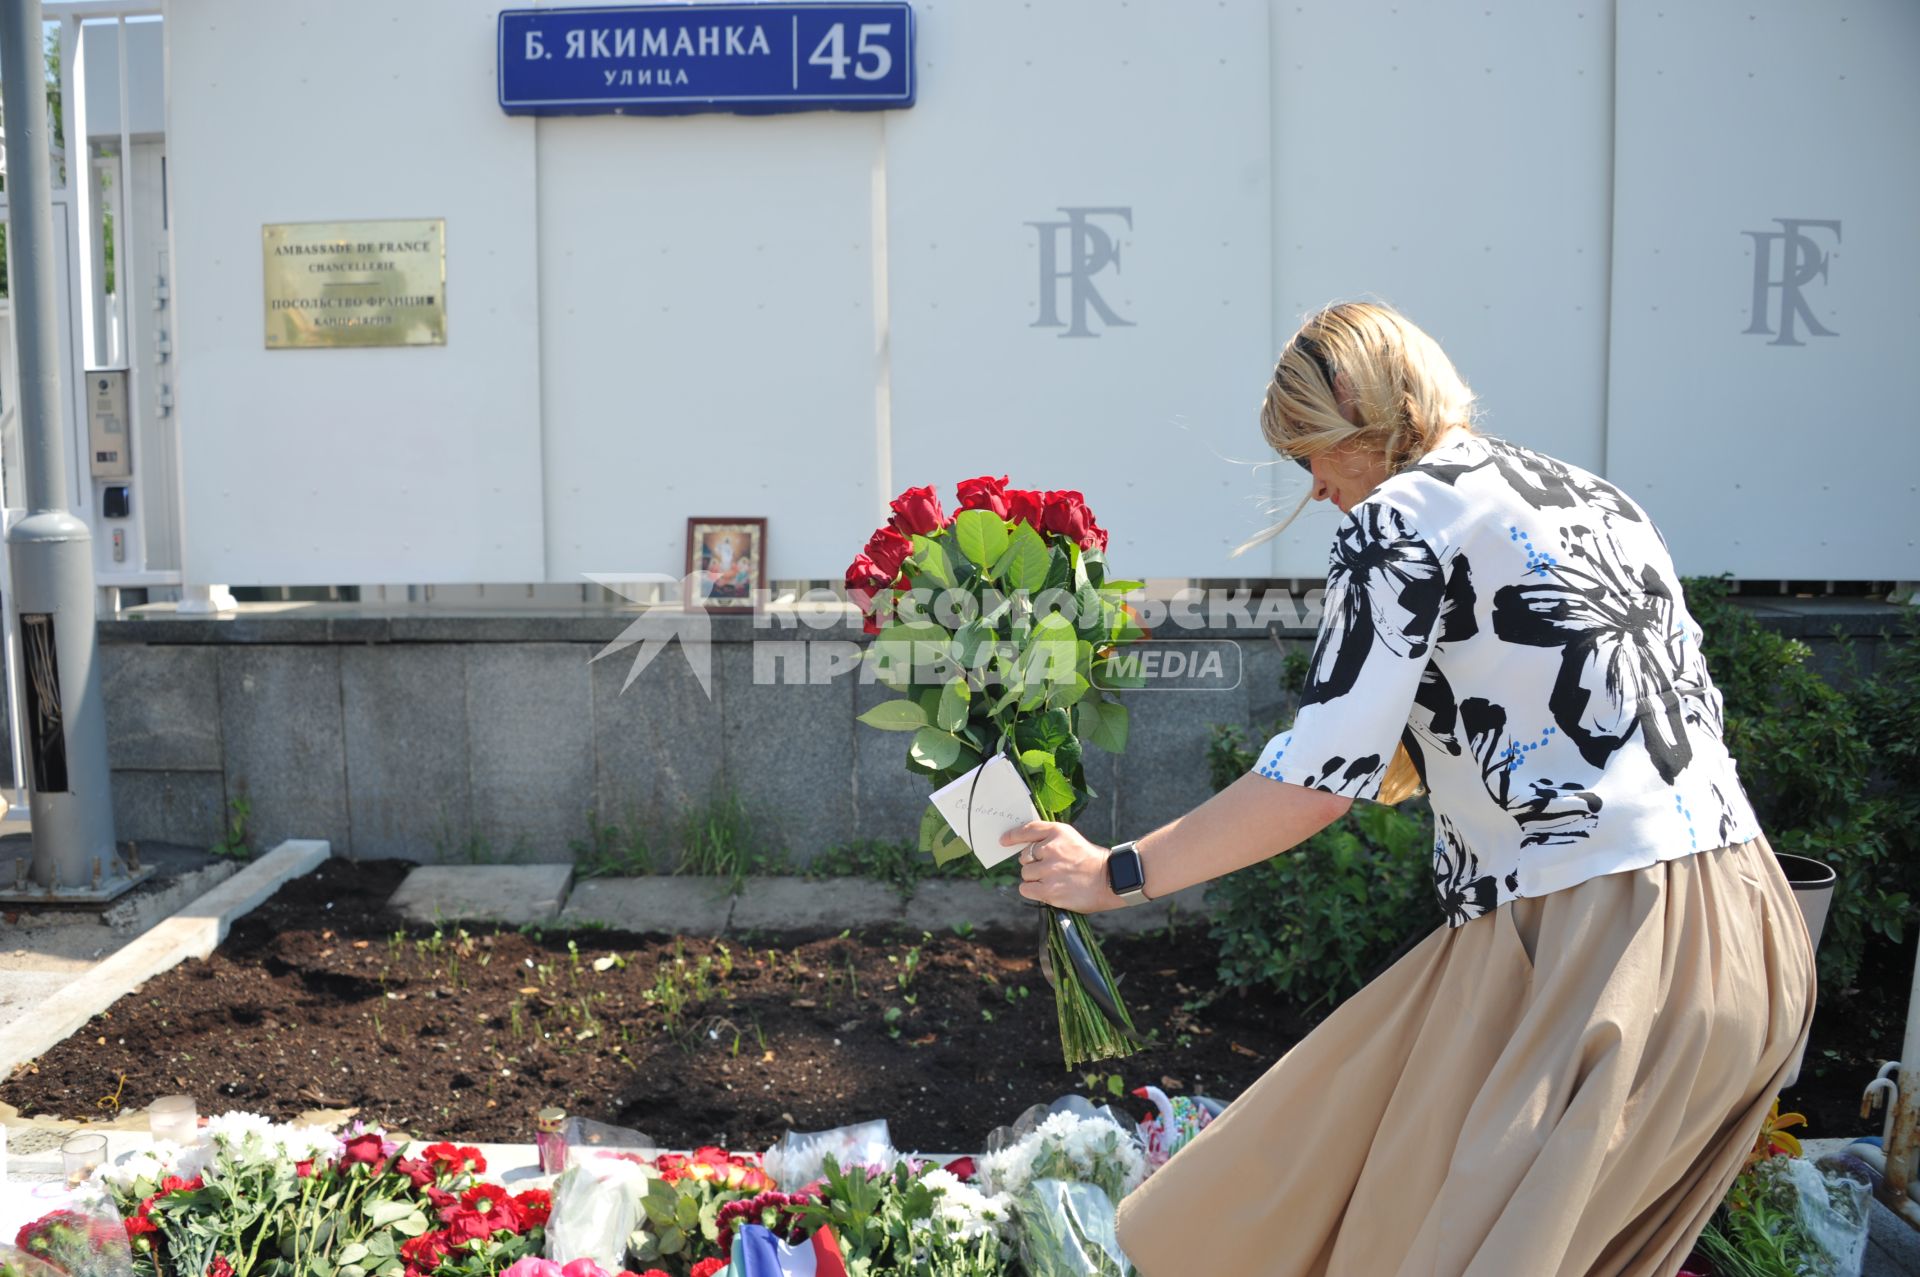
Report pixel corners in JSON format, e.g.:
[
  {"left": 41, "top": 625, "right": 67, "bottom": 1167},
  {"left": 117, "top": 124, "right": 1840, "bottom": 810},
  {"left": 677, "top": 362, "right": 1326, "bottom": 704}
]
[{"left": 1285, "top": 334, "right": 1339, "bottom": 471}]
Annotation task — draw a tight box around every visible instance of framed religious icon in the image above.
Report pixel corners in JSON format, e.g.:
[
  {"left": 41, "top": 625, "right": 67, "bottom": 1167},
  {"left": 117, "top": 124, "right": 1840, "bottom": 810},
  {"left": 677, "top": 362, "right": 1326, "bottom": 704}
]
[{"left": 686, "top": 518, "right": 767, "bottom": 608}]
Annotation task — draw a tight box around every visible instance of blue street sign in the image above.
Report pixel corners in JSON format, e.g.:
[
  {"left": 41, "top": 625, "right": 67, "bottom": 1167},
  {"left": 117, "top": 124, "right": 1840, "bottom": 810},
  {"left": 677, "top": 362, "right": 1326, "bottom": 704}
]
[{"left": 498, "top": 3, "right": 915, "bottom": 116}]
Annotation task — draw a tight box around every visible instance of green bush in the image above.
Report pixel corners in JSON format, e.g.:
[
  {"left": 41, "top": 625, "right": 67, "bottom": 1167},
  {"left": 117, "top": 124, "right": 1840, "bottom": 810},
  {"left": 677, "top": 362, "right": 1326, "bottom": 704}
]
[
  {"left": 1201, "top": 721, "right": 1436, "bottom": 1016},
  {"left": 1683, "top": 577, "right": 1919, "bottom": 995},
  {"left": 1201, "top": 586, "right": 1920, "bottom": 1010}
]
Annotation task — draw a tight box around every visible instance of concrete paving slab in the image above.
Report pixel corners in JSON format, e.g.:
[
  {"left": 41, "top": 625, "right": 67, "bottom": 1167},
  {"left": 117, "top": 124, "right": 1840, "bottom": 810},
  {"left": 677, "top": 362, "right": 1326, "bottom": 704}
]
[
  {"left": 900, "top": 880, "right": 1036, "bottom": 933},
  {"left": 0, "top": 848, "right": 243, "bottom": 1054},
  {"left": 729, "top": 877, "right": 903, "bottom": 933},
  {"left": 0, "top": 840, "right": 330, "bottom": 1080},
  {"left": 390, "top": 863, "right": 574, "bottom": 926},
  {"left": 557, "top": 875, "right": 735, "bottom": 934}
]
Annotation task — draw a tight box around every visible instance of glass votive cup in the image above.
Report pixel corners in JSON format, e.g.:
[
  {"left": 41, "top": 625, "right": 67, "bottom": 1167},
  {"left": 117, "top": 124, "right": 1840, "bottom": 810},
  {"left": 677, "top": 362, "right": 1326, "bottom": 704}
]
[
  {"left": 62, "top": 1132, "right": 108, "bottom": 1186},
  {"left": 148, "top": 1095, "right": 198, "bottom": 1145}
]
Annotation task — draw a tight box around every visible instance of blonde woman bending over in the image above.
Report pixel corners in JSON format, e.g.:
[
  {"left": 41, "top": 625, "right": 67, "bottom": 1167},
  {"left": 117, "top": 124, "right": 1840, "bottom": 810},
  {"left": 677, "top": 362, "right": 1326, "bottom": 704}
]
[{"left": 1001, "top": 301, "right": 1816, "bottom": 1276}]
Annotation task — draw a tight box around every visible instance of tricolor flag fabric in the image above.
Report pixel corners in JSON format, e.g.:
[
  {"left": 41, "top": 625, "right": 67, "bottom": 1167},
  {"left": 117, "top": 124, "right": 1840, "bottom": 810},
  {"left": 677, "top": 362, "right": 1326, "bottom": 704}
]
[{"left": 725, "top": 1223, "right": 849, "bottom": 1277}]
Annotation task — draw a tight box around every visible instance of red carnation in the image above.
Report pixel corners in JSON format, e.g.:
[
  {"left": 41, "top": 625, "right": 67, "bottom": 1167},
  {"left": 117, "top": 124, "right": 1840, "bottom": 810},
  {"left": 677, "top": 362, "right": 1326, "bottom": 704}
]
[
  {"left": 513, "top": 1188, "right": 552, "bottom": 1229},
  {"left": 942, "top": 1155, "right": 977, "bottom": 1180},
  {"left": 458, "top": 1183, "right": 523, "bottom": 1234},
  {"left": 1042, "top": 490, "right": 1107, "bottom": 550},
  {"left": 400, "top": 1230, "right": 451, "bottom": 1272},
  {"left": 123, "top": 1213, "right": 158, "bottom": 1241},
  {"left": 887, "top": 485, "right": 945, "bottom": 536},
  {"left": 207, "top": 1258, "right": 234, "bottom": 1277},
  {"left": 295, "top": 1159, "right": 314, "bottom": 1179},
  {"left": 422, "top": 1141, "right": 486, "bottom": 1175},
  {"left": 863, "top": 527, "right": 913, "bottom": 578},
  {"left": 1005, "top": 488, "right": 1047, "bottom": 528},
  {"left": 691, "top": 1260, "right": 728, "bottom": 1277},
  {"left": 955, "top": 475, "right": 1011, "bottom": 518}
]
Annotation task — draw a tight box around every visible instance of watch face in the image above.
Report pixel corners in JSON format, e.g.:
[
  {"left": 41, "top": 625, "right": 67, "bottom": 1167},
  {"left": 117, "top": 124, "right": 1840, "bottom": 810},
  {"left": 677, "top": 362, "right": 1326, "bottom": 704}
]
[{"left": 1108, "top": 848, "right": 1145, "bottom": 893}]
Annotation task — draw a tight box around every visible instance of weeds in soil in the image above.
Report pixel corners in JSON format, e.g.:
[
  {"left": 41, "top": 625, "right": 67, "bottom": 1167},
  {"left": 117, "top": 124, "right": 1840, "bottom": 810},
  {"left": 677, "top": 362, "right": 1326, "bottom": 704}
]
[
  {"left": 209, "top": 795, "right": 252, "bottom": 860},
  {"left": 571, "top": 804, "right": 655, "bottom": 878},
  {"left": 673, "top": 789, "right": 797, "bottom": 893},
  {"left": 644, "top": 939, "right": 736, "bottom": 1046}
]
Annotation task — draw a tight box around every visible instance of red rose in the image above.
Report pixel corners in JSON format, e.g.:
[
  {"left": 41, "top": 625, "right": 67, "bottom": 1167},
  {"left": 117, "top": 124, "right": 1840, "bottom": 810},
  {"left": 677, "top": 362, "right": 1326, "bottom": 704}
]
[
  {"left": 1042, "top": 490, "right": 1106, "bottom": 550},
  {"left": 1005, "top": 489, "right": 1047, "bottom": 528},
  {"left": 341, "top": 1132, "right": 386, "bottom": 1166},
  {"left": 513, "top": 1188, "right": 552, "bottom": 1229},
  {"left": 942, "top": 1155, "right": 976, "bottom": 1180},
  {"left": 955, "top": 475, "right": 1011, "bottom": 518},
  {"left": 442, "top": 1209, "right": 495, "bottom": 1245},
  {"left": 425, "top": 1185, "right": 457, "bottom": 1211},
  {"left": 862, "top": 527, "right": 913, "bottom": 579},
  {"left": 886, "top": 485, "right": 945, "bottom": 536},
  {"left": 845, "top": 552, "right": 897, "bottom": 621},
  {"left": 395, "top": 1156, "right": 435, "bottom": 1189},
  {"left": 691, "top": 1260, "right": 727, "bottom": 1277}
]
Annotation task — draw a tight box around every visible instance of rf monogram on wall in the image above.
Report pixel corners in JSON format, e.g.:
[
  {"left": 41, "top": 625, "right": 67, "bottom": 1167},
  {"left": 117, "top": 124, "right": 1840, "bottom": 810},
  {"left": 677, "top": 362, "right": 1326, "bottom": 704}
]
[
  {"left": 1028, "top": 206, "right": 1135, "bottom": 338},
  {"left": 1743, "top": 218, "right": 1840, "bottom": 347}
]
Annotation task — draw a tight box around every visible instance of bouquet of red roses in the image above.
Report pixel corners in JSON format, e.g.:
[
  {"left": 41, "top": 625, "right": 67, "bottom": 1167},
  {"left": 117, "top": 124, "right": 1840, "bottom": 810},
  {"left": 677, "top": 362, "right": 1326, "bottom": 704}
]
[{"left": 846, "top": 477, "right": 1146, "bottom": 1067}]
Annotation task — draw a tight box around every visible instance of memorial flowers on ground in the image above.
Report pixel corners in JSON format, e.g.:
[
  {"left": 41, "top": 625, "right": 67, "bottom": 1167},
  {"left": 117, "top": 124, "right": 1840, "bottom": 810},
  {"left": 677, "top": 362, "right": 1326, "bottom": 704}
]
[{"left": 847, "top": 477, "right": 1147, "bottom": 1068}]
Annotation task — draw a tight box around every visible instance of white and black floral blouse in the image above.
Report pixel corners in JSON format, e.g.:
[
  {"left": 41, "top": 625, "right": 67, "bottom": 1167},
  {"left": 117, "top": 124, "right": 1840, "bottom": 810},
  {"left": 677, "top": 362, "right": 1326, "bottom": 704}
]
[{"left": 1252, "top": 432, "right": 1761, "bottom": 927}]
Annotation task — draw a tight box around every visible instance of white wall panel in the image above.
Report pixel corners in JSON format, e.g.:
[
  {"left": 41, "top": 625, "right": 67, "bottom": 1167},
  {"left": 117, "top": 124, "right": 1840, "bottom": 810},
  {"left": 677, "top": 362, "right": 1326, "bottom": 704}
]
[
  {"left": 1608, "top": 0, "right": 1920, "bottom": 579},
  {"left": 168, "top": 0, "right": 544, "bottom": 584},
  {"left": 536, "top": 111, "right": 881, "bottom": 584},
  {"left": 883, "top": 0, "right": 1275, "bottom": 579},
  {"left": 1267, "top": 0, "right": 1617, "bottom": 576}
]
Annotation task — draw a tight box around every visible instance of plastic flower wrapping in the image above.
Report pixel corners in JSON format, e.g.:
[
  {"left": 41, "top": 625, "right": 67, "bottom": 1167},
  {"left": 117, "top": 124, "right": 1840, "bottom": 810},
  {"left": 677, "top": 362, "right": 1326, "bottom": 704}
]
[
  {"left": 12, "top": 1183, "right": 135, "bottom": 1277},
  {"left": 761, "top": 1121, "right": 898, "bottom": 1193},
  {"left": 976, "top": 1103, "right": 1146, "bottom": 1206}
]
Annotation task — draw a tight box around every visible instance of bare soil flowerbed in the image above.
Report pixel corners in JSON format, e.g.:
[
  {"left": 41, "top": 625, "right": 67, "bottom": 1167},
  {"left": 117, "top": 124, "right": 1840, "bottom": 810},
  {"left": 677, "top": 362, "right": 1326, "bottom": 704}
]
[
  {"left": 1, "top": 860, "right": 1311, "bottom": 1150},
  {"left": 3, "top": 858, "right": 1894, "bottom": 1150}
]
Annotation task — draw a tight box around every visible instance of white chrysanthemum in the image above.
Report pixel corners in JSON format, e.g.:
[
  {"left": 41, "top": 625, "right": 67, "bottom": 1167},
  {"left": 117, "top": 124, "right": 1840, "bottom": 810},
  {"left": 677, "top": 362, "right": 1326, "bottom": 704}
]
[
  {"left": 205, "top": 1110, "right": 277, "bottom": 1148},
  {"left": 273, "top": 1124, "right": 343, "bottom": 1165},
  {"left": 977, "top": 1113, "right": 1146, "bottom": 1204},
  {"left": 919, "top": 1168, "right": 1012, "bottom": 1241},
  {"left": 97, "top": 1141, "right": 185, "bottom": 1190}
]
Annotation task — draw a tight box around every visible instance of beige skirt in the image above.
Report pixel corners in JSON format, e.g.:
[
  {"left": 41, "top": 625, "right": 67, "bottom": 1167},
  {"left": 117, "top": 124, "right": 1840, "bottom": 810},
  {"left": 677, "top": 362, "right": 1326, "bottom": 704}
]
[{"left": 1113, "top": 832, "right": 1818, "bottom": 1277}]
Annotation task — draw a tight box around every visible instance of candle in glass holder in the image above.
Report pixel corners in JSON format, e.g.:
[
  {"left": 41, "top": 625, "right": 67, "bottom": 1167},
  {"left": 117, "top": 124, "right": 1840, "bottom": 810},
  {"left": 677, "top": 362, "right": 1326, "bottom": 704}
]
[
  {"left": 535, "top": 1107, "right": 567, "bottom": 1174},
  {"left": 148, "top": 1095, "right": 198, "bottom": 1145},
  {"left": 62, "top": 1132, "right": 108, "bottom": 1186}
]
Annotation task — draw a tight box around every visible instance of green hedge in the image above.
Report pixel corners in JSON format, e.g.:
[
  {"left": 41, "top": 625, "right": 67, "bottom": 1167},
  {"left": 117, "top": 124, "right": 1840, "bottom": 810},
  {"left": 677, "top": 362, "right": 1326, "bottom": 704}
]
[{"left": 1202, "top": 582, "right": 1919, "bottom": 1011}]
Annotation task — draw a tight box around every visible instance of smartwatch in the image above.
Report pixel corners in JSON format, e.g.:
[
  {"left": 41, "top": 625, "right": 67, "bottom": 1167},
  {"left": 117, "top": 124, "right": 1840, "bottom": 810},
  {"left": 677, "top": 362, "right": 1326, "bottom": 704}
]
[{"left": 1106, "top": 841, "right": 1149, "bottom": 904}]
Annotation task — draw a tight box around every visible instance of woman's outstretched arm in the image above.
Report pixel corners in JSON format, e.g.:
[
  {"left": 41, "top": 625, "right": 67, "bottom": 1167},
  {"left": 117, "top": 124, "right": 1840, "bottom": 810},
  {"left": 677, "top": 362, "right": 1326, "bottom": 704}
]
[{"left": 1001, "top": 773, "right": 1354, "bottom": 913}]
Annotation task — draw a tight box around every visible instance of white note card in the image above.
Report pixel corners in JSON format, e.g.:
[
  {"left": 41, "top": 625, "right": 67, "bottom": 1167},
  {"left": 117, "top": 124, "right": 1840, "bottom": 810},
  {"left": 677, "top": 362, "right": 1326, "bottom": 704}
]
[{"left": 930, "top": 754, "right": 1042, "bottom": 869}]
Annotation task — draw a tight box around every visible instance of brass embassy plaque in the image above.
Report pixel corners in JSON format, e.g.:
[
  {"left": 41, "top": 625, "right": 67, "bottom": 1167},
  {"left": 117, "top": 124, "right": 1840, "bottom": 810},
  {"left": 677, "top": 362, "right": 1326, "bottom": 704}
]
[{"left": 262, "top": 219, "right": 446, "bottom": 348}]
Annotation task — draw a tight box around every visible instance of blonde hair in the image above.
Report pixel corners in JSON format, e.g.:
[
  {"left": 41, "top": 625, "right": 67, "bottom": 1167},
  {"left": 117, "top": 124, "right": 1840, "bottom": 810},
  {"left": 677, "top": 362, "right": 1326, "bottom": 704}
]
[{"left": 1246, "top": 301, "right": 1478, "bottom": 805}]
